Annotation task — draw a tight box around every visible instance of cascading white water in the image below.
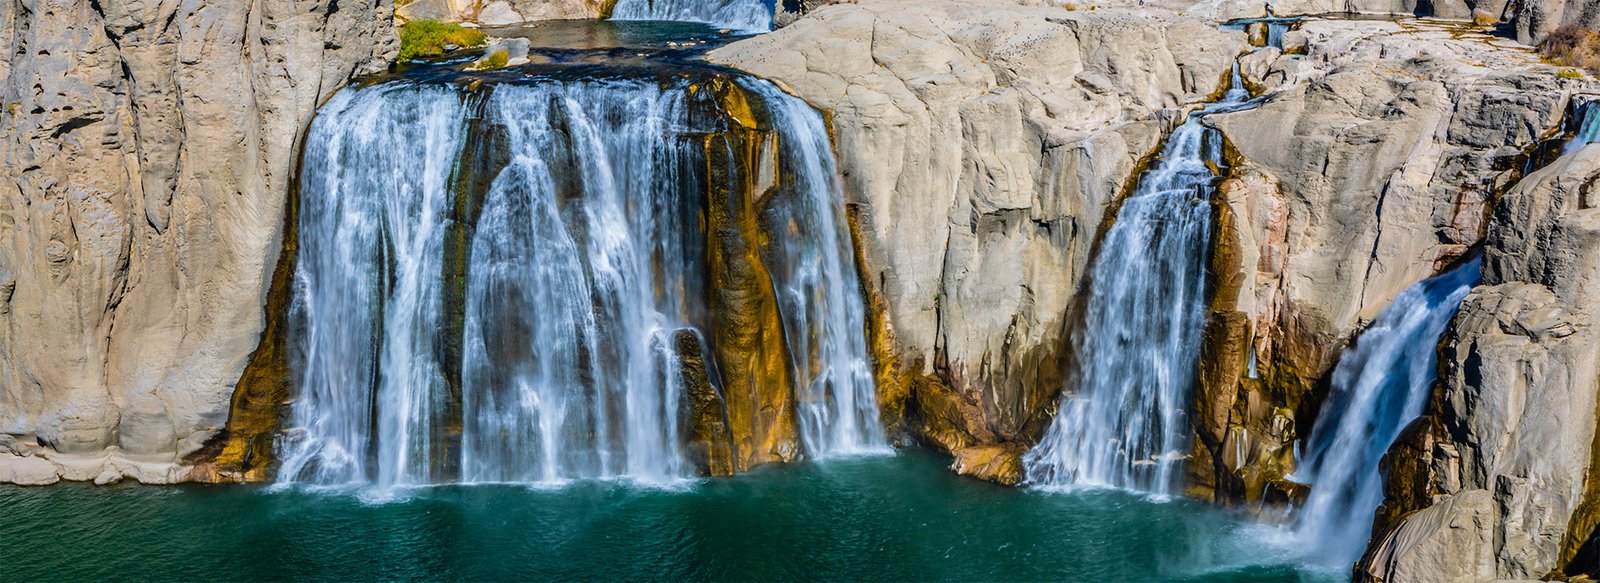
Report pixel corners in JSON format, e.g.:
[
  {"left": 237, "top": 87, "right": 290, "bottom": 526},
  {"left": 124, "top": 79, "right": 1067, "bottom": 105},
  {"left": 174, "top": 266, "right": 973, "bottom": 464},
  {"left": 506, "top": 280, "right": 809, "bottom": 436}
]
[
  {"left": 275, "top": 84, "right": 467, "bottom": 487},
  {"left": 458, "top": 81, "right": 699, "bottom": 485},
  {"left": 1567, "top": 99, "right": 1600, "bottom": 154},
  {"left": 276, "top": 71, "right": 882, "bottom": 488},
  {"left": 610, "top": 0, "right": 773, "bottom": 33},
  {"left": 745, "top": 80, "right": 888, "bottom": 458},
  {"left": 1022, "top": 72, "right": 1255, "bottom": 494},
  {"left": 1290, "top": 259, "right": 1480, "bottom": 566}
]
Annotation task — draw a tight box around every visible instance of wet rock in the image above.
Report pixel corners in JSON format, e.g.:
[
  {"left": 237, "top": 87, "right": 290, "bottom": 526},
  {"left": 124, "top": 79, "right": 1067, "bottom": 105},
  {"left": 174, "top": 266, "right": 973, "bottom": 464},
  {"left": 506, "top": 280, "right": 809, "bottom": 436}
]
[{"left": 951, "top": 445, "right": 1025, "bottom": 486}]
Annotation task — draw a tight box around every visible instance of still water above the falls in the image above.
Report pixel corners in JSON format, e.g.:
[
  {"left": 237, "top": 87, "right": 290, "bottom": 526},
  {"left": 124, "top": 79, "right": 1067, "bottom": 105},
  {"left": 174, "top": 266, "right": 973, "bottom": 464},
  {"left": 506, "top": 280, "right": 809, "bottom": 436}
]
[{"left": 1, "top": 451, "right": 1337, "bottom": 581}]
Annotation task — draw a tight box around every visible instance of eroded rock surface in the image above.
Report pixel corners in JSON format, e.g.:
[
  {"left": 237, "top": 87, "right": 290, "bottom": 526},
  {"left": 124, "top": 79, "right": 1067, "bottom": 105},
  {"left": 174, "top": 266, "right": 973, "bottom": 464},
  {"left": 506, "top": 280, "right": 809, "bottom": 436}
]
[
  {"left": 711, "top": 0, "right": 1247, "bottom": 480},
  {"left": 1361, "top": 146, "right": 1600, "bottom": 579},
  {"left": 0, "top": 0, "right": 396, "bottom": 484},
  {"left": 1195, "top": 18, "right": 1592, "bottom": 504}
]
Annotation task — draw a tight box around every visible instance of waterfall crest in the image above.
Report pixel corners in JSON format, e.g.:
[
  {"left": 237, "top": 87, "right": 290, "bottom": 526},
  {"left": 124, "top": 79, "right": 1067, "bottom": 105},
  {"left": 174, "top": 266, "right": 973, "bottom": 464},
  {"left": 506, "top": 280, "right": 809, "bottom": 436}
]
[
  {"left": 276, "top": 71, "right": 882, "bottom": 488},
  {"left": 1022, "top": 72, "right": 1254, "bottom": 494},
  {"left": 1291, "top": 259, "right": 1481, "bottom": 566},
  {"left": 610, "top": 0, "right": 773, "bottom": 33}
]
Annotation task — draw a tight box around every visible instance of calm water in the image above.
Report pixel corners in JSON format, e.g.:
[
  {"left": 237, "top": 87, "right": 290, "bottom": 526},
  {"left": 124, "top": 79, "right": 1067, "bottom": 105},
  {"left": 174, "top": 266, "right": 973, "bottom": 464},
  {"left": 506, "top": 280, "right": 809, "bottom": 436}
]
[{"left": 1, "top": 452, "right": 1334, "bottom": 581}]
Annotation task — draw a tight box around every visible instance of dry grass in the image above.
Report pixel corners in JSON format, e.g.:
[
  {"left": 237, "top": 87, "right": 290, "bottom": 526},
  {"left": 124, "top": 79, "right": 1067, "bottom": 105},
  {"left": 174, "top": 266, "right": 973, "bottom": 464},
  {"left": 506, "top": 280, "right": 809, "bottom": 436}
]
[{"left": 1541, "top": 24, "right": 1600, "bottom": 75}]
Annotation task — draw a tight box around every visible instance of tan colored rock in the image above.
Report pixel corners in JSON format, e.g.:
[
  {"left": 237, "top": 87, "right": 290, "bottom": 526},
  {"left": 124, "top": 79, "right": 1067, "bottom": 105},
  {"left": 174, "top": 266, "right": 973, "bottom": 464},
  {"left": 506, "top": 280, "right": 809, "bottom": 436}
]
[
  {"left": 951, "top": 445, "right": 1025, "bottom": 486},
  {"left": 1362, "top": 146, "right": 1600, "bottom": 576},
  {"left": 1195, "top": 17, "right": 1586, "bottom": 504},
  {"left": 1359, "top": 489, "right": 1498, "bottom": 583},
  {"left": 0, "top": 0, "right": 395, "bottom": 483},
  {"left": 712, "top": 0, "right": 1246, "bottom": 456}
]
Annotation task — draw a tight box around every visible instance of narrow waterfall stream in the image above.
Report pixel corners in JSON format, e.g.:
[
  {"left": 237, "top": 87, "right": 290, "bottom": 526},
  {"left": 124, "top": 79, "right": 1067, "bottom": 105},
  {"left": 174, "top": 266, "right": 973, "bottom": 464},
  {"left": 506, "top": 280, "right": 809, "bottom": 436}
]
[
  {"left": 1290, "top": 259, "right": 1480, "bottom": 566},
  {"left": 275, "top": 44, "right": 882, "bottom": 488},
  {"left": 1568, "top": 99, "right": 1600, "bottom": 154},
  {"left": 1022, "top": 73, "right": 1256, "bottom": 493},
  {"left": 610, "top": 0, "right": 773, "bottom": 32}
]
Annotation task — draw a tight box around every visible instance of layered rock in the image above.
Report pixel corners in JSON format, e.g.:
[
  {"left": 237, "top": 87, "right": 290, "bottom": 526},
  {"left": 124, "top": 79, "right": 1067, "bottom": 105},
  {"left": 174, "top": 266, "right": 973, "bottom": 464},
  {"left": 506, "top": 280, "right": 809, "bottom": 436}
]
[
  {"left": 711, "top": 0, "right": 1248, "bottom": 479},
  {"left": 1360, "top": 144, "right": 1600, "bottom": 580},
  {"left": 1193, "top": 18, "right": 1586, "bottom": 504},
  {"left": 0, "top": 0, "right": 396, "bottom": 484}
]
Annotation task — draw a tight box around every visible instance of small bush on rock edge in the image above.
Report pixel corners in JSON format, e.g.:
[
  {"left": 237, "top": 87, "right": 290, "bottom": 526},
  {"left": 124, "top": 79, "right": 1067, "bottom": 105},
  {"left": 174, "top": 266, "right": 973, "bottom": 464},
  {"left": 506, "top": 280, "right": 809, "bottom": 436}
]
[
  {"left": 399, "top": 20, "right": 487, "bottom": 61},
  {"left": 1541, "top": 24, "right": 1600, "bottom": 75}
]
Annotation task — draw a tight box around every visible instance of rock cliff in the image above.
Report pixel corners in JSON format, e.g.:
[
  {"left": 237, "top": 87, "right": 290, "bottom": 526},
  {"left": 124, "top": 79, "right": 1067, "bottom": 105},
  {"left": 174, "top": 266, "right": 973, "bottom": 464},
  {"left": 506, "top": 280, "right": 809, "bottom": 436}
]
[
  {"left": 0, "top": 0, "right": 395, "bottom": 484},
  {"left": 711, "top": 0, "right": 1247, "bottom": 482},
  {"left": 1195, "top": 18, "right": 1590, "bottom": 504},
  {"left": 1359, "top": 141, "right": 1600, "bottom": 580}
]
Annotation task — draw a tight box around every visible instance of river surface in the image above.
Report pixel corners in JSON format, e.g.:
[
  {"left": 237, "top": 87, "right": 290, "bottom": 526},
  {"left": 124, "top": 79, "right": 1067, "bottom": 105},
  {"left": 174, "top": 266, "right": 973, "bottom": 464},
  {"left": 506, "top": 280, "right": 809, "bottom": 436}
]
[{"left": 2, "top": 451, "right": 1336, "bottom": 581}]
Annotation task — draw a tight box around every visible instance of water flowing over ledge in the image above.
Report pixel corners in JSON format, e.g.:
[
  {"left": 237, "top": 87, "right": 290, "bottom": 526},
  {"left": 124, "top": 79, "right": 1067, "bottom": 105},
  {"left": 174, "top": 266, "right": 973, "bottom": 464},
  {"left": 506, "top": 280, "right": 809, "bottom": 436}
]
[
  {"left": 1289, "top": 258, "right": 1481, "bottom": 566},
  {"left": 610, "top": 0, "right": 774, "bottom": 33},
  {"left": 275, "top": 59, "right": 884, "bottom": 489},
  {"left": 1022, "top": 73, "right": 1256, "bottom": 495}
]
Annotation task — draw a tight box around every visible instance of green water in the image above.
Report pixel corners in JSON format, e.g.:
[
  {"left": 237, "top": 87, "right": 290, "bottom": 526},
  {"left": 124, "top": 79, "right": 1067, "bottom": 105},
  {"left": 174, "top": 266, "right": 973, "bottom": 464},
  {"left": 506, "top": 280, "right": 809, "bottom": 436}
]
[{"left": 1, "top": 452, "right": 1335, "bottom": 581}]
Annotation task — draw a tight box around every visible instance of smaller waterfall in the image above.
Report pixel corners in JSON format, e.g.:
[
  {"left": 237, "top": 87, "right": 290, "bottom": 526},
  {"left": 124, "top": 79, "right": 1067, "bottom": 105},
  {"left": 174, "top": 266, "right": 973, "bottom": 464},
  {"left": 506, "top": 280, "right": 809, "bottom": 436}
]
[
  {"left": 745, "top": 79, "right": 888, "bottom": 458},
  {"left": 1291, "top": 259, "right": 1481, "bottom": 566},
  {"left": 1567, "top": 99, "right": 1600, "bottom": 154},
  {"left": 1023, "top": 70, "right": 1253, "bottom": 494},
  {"left": 610, "top": 0, "right": 773, "bottom": 32}
]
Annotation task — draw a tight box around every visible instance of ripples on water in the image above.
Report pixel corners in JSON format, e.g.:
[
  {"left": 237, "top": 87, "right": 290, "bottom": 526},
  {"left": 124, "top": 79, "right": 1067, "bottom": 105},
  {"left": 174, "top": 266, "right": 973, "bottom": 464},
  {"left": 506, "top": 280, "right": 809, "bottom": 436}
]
[{"left": 2, "top": 452, "right": 1339, "bottom": 581}]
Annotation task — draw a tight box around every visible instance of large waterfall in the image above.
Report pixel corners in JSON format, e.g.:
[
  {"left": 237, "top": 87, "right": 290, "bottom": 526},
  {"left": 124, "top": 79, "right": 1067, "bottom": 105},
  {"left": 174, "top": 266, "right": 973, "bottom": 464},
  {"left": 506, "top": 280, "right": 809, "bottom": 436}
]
[
  {"left": 275, "top": 71, "right": 882, "bottom": 488},
  {"left": 1022, "top": 77, "right": 1254, "bottom": 494},
  {"left": 610, "top": 0, "right": 773, "bottom": 32},
  {"left": 1291, "top": 259, "right": 1480, "bottom": 566}
]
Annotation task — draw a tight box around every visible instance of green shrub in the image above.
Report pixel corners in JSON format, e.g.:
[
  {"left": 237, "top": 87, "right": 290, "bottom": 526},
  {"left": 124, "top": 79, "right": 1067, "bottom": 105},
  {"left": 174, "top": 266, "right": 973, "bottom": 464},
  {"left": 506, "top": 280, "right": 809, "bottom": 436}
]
[
  {"left": 399, "top": 20, "right": 487, "bottom": 61},
  {"left": 471, "top": 50, "right": 510, "bottom": 70},
  {"left": 1541, "top": 24, "right": 1600, "bottom": 75},
  {"left": 1559, "top": 68, "right": 1586, "bottom": 79}
]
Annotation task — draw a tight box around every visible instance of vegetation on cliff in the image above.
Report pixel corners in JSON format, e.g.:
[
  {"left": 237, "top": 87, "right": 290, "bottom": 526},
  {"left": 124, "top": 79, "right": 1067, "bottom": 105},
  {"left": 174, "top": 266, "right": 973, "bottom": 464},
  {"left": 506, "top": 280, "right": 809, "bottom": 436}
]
[{"left": 1541, "top": 24, "right": 1600, "bottom": 75}]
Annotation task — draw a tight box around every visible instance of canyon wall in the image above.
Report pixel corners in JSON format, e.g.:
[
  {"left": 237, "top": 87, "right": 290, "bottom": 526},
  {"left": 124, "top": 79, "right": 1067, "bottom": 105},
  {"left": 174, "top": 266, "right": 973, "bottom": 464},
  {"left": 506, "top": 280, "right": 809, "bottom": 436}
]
[
  {"left": 1195, "top": 19, "right": 1584, "bottom": 504},
  {"left": 711, "top": 0, "right": 1247, "bottom": 482},
  {"left": 1359, "top": 142, "right": 1600, "bottom": 581},
  {"left": 0, "top": 0, "right": 395, "bottom": 484}
]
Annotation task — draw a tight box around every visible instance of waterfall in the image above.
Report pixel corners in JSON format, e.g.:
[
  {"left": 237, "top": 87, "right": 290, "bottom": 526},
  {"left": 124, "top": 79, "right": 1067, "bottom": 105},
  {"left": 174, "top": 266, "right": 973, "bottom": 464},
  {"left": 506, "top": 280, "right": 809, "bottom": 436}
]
[
  {"left": 276, "top": 72, "right": 882, "bottom": 488},
  {"left": 1567, "top": 99, "right": 1600, "bottom": 154},
  {"left": 745, "top": 80, "right": 888, "bottom": 458},
  {"left": 1022, "top": 72, "right": 1254, "bottom": 494},
  {"left": 609, "top": 0, "right": 773, "bottom": 32},
  {"left": 1291, "top": 259, "right": 1481, "bottom": 566},
  {"left": 274, "top": 84, "right": 467, "bottom": 487}
]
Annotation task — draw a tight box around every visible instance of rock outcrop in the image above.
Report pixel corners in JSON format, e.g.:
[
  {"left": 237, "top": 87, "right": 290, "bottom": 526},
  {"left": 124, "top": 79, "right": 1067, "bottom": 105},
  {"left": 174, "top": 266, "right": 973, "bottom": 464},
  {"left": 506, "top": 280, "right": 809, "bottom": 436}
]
[
  {"left": 1360, "top": 145, "right": 1600, "bottom": 580},
  {"left": 1195, "top": 18, "right": 1588, "bottom": 504},
  {"left": 0, "top": 0, "right": 396, "bottom": 484},
  {"left": 711, "top": 0, "right": 1248, "bottom": 480}
]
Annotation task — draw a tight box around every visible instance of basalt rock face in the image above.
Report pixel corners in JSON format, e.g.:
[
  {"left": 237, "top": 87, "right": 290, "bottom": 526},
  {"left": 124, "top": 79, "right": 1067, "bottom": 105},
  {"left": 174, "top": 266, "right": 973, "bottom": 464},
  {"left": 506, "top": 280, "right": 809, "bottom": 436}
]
[
  {"left": 0, "top": 0, "right": 396, "bottom": 484},
  {"left": 1194, "top": 18, "right": 1587, "bottom": 505},
  {"left": 711, "top": 0, "right": 1246, "bottom": 480},
  {"left": 1359, "top": 145, "right": 1600, "bottom": 581}
]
